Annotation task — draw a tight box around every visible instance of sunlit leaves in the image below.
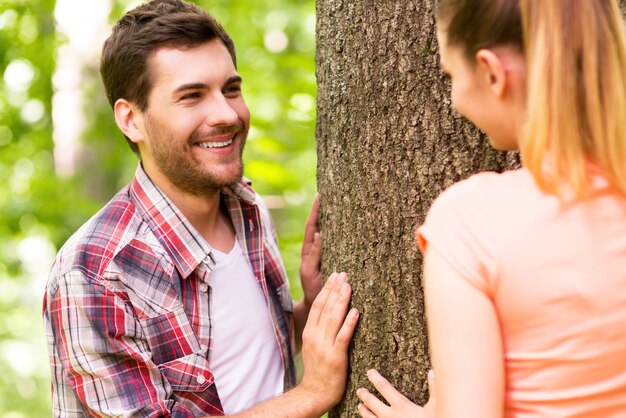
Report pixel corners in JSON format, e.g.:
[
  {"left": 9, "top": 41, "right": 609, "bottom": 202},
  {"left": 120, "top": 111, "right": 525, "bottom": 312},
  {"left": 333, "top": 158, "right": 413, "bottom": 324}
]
[
  {"left": 0, "top": 0, "right": 58, "bottom": 412},
  {"left": 1, "top": 0, "right": 317, "bottom": 415}
]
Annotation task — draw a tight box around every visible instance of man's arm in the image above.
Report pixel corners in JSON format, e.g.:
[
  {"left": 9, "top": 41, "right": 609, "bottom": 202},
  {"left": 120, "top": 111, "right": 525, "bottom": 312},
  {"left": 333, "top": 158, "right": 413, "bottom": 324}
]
[
  {"left": 294, "top": 194, "right": 323, "bottom": 351},
  {"left": 227, "top": 272, "right": 359, "bottom": 418},
  {"left": 46, "top": 269, "right": 357, "bottom": 418},
  {"left": 44, "top": 271, "right": 205, "bottom": 417}
]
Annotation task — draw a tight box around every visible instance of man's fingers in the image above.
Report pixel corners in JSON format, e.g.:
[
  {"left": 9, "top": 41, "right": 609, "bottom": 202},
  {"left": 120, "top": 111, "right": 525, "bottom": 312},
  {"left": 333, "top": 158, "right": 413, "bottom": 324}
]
[
  {"left": 356, "top": 388, "right": 388, "bottom": 418},
  {"left": 335, "top": 307, "right": 359, "bottom": 349},
  {"left": 301, "top": 194, "right": 320, "bottom": 254},
  {"left": 366, "top": 369, "right": 410, "bottom": 406},
  {"left": 300, "top": 232, "right": 322, "bottom": 305},
  {"left": 312, "top": 232, "right": 321, "bottom": 255},
  {"left": 306, "top": 272, "right": 338, "bottom": 326},
  {"left": 301, "top": 233, "right": 321, "bottom": 278},
  {"left": 320, "top": 273, "right": 347, "bottom": 318},
  {"left": 319, "top": 275, "right": 351, "bottom": 339}
]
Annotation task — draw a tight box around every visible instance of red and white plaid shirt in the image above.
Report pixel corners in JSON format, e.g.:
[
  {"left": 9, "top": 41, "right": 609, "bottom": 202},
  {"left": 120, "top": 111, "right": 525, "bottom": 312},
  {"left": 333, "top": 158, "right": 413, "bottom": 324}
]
[{"left": 43, "top": 165, "right": 296, "bottom": 417}]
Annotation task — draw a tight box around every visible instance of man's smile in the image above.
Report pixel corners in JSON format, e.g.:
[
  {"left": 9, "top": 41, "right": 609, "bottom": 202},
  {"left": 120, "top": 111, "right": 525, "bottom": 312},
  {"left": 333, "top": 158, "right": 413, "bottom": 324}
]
[{"left": 197, "top": 137, "right": 234, "bottom": 148}]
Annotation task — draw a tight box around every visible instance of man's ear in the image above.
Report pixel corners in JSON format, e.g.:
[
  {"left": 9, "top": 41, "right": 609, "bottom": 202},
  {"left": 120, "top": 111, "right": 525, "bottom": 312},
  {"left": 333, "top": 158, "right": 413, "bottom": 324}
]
[
  {"left": 114, "top": 99, "right": 145, "bottom": 145},
  {"left": 475, "top": 49, "right": 507, "bottom": 99}
]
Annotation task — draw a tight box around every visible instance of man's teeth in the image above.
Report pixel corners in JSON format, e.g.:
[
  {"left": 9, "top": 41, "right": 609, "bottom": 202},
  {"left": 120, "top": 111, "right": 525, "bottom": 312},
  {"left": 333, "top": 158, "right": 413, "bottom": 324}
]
[{"left": 198, "top": 139, "right": 233, "bottom": 148}]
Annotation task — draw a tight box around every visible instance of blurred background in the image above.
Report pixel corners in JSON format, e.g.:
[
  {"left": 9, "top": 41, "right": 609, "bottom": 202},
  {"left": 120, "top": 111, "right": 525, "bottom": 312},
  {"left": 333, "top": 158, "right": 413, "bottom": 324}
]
[{"left": 0, "top": 0, "right": 317, "bottom": 415}]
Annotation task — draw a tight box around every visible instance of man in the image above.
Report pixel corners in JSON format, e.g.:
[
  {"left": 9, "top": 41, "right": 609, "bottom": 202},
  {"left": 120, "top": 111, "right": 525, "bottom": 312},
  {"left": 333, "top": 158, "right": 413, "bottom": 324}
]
[{"left": 43, "top": 0, "right": 359, "bottom": 416}]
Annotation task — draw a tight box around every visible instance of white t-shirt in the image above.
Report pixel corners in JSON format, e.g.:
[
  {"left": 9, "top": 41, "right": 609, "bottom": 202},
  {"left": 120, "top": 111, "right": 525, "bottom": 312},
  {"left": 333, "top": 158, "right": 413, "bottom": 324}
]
[{"left": 207, "top": 239, "right": 284, "bottom": 414}]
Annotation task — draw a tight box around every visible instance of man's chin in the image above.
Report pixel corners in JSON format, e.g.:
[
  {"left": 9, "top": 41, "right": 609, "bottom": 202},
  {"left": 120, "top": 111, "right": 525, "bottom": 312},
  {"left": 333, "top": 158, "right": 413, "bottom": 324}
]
[
  {"left": 215, "top": 166, "right": 244, "bottom": 186},
  {"left": 200, "top": 170, "right": 244, "bottom": 192},
  {"left": 221, "top": 176, "right": 243, "bottom": 189}
]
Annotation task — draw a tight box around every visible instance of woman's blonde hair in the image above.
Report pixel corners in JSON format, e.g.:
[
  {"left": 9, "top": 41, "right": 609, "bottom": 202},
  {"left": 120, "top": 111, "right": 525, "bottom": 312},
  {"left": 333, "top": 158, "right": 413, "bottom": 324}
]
[
  {"left": 521, "top": 0, "right": 626, "bottom": 197},
  {"left": 439, "top": 0, "right": 626, "bottom": 198}
]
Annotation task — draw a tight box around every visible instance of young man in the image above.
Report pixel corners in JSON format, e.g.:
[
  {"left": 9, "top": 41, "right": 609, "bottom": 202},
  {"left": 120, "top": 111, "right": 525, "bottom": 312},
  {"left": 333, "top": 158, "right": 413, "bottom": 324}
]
[{"left": 43, "top": 0, "right": 359, "bottom": 416}]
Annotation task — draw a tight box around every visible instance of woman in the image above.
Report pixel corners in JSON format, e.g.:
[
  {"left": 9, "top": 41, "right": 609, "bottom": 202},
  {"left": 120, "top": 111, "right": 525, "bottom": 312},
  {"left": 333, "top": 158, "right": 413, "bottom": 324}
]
[{"left": 357, "top": 0, "right": 626, "bottom": 417}]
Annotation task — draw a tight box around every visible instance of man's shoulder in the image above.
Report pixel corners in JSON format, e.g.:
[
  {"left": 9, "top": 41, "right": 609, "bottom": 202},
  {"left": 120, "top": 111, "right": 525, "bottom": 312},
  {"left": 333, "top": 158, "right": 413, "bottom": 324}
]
[{"left": 50, "top": 186, "right": 145, "bottom": 283}]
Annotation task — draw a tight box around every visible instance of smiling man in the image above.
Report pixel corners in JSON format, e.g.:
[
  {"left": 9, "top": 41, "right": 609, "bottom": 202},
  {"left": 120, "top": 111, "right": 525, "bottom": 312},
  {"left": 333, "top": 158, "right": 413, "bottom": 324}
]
[{"left": 43, "top": 1, "right": 358, "bottom": 417}]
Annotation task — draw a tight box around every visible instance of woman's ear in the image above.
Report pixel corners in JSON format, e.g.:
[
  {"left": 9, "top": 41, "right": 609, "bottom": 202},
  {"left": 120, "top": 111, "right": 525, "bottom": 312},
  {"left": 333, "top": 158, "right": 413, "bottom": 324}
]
[
  {"left": 114, "top": 99, "right": 145, "bottom": 145},
  {"left": 475, "top": 49, "right": 507, "bottom": 99}
]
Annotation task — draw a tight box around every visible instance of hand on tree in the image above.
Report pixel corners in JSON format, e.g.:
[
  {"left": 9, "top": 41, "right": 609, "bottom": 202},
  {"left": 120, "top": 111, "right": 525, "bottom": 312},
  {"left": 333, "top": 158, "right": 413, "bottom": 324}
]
[
  {"left": 299, "top": 194, "right": 322, "bottom": 308},
  {"left": 298, "top": 272, "right": 359, "bottom": 413},
  {"left": 356, "top": 369, "right": 436, "bottom": 418}
]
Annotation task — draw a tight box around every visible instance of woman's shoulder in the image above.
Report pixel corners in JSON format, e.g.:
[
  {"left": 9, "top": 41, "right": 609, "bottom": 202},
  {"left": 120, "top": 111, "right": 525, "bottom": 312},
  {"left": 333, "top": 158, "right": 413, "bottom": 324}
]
[{"left": 433, "top": 168, "right": 532, "bottom": 209}]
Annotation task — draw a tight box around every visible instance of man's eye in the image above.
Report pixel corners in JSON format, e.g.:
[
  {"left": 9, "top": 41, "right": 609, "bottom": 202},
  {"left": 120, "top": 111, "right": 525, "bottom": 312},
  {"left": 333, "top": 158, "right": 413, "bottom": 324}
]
[
  {"left": 181, "top": 92, "right": 202, "bottom": 100},
  {"left": 224, "top": 85, "right": 242, "bottom": 95}
]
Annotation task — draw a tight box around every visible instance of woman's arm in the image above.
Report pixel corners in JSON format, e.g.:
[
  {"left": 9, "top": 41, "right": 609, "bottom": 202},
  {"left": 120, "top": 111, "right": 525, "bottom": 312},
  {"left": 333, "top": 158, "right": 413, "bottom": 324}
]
[{"left": 424, "top": 246, "right": 505, "bottom": 418}]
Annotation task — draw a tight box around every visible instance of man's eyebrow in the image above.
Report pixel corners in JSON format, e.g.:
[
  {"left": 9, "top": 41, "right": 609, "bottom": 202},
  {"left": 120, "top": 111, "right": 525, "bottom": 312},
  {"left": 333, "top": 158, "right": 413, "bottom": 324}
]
[
  {"left": 173, "top": 76, "right": 243, "bottom": 95},
  {"left": 173, "top": 82, "right": 209, "bottom": 94},
  {"left": 226, "top": 75, "right": 243, "bottom": 85}
]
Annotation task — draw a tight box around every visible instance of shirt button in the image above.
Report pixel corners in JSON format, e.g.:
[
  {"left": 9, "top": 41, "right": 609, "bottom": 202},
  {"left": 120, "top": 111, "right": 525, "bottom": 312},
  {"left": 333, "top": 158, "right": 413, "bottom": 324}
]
[
  {"left": 199, "top": 283, "right": 209, "bottom": 293},
  {"left": 200, "top": 344, "right": 208, "bottom": 353},
  {"left": 196, "top": 374, "right": 206, "bottom": 385},
  {"left": 203, "top": 255, "right": 212, "bottom": 264}
]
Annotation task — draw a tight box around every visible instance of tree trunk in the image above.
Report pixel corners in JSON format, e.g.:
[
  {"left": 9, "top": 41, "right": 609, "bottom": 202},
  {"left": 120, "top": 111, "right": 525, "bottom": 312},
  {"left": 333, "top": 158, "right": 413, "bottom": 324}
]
[{"left": 315, "top": 1, "right": 516, "bottom": 416}]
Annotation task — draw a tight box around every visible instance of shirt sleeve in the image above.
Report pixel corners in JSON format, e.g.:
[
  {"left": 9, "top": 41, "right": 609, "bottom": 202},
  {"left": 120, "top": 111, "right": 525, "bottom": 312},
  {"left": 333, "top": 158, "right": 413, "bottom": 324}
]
[
  {"left": 44, "top": 270, "right": 197, "bottom": 418},
  {"left": 416, "top": 178, "right": 497, "bottom": 296}
]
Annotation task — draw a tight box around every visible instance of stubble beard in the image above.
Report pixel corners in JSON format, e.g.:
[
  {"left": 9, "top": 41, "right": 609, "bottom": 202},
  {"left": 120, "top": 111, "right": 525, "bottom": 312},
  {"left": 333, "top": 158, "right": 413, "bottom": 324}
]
[{"left": 145, "top": 116, "right": 246, "bottom": 196}]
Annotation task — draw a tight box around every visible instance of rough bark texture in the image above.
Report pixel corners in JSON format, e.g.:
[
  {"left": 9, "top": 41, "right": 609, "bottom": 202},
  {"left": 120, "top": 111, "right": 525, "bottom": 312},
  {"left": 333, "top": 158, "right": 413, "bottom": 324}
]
[{"left": 316, "top": 1, "right": 518, "bottom": 416}]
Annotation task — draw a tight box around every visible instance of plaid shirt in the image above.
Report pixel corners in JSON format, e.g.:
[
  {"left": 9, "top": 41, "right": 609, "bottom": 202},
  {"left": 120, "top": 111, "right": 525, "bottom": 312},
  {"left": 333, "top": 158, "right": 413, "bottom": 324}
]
[{"left": 43, "top": 165, "right": 296, "bottom": 417}]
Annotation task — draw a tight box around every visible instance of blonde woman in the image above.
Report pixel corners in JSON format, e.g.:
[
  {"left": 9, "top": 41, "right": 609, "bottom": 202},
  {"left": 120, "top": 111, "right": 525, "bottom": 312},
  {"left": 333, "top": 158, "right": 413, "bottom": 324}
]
[{"left": 356, "top": 0, "right": 626, "bottom": 417}]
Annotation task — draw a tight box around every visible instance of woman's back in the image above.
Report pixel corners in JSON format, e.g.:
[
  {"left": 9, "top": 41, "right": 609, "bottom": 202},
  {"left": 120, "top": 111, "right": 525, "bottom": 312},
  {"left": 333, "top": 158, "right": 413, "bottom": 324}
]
[{"left": 420, "top": 167, "right": 626, "bottom": 416}]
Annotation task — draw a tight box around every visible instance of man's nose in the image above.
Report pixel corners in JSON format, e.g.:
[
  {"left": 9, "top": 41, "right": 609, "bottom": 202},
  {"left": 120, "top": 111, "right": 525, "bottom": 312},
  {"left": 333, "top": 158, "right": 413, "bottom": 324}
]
[{"left": 206, "top": 95, "right": 239, "bottom": 126}]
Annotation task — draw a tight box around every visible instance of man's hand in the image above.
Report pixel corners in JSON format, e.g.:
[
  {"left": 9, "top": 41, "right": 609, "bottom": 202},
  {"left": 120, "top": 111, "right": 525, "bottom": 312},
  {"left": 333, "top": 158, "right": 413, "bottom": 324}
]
[
  {"left": 356, "top": 369, "right": 436, "bottom": 418},
  {"left": 299, "top": 194, "right": 322, "bottom": 307},
  {"left": 227, "top": 272, "right": 358, "bottom": 418},
  {"left": 294, "top": 195, "right": 323, "bottom": 352},
  {"left": 299, "top": 272, "right": 359, "bottom": 413}
]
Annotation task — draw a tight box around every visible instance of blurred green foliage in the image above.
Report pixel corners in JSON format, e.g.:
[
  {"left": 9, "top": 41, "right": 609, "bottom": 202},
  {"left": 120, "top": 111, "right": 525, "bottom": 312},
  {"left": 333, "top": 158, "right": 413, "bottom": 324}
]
[{"left": 0, "top": 0, "right": 316, "bottom": 415}]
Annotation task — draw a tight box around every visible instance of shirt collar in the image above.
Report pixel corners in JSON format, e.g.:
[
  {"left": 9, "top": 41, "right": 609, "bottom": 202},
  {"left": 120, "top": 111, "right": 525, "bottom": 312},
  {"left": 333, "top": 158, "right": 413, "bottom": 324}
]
[
  {"left": 128, "top": 164, "right": 258, "bottom": 279},
  {"left": 222, "top": 176, "right": 257, "bottom": 204},
  {"left": 129, "top": 165, "right": 207, "bottom": 278}
]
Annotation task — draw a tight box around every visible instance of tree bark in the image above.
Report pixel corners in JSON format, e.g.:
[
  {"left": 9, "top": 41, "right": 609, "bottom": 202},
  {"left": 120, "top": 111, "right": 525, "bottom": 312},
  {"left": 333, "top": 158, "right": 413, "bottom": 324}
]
[{"left": 315, "top": 1, "right": 516, "bottom": 416}]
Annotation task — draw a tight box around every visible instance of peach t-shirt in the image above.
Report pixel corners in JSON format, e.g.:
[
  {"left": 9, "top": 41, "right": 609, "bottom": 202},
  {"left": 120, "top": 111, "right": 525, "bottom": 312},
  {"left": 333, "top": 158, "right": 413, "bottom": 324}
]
[{"left": 417, "top": 168, "right": 626, "bottom": 417}]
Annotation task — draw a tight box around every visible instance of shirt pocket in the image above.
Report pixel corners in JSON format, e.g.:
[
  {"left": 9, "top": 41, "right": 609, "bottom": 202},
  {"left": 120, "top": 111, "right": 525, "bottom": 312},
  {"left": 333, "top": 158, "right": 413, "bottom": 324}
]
[
  {"left": 158, "top": 352, "right": 214, "bottom": 392},
  {"left": 158, "top": 352, "right": 224, "bottom": 416},
  {"left": 141, "top": 307, "right": 201, "bottom": 365},
  {"left": 140, "top": 306, "right": 224, "bottom": 414}
]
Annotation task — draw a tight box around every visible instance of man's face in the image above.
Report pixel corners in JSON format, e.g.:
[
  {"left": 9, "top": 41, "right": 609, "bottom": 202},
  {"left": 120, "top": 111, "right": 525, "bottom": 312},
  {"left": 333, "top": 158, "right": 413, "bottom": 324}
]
[{"left": 138, "top": 40, "right": 250, "bottom": 196}]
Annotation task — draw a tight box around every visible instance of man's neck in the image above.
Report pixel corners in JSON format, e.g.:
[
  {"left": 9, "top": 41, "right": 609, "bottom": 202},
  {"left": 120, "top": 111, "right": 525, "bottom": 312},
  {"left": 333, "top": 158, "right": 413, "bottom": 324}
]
[{"left": 146, "top": 168, "right": 236, "bottom": 252}]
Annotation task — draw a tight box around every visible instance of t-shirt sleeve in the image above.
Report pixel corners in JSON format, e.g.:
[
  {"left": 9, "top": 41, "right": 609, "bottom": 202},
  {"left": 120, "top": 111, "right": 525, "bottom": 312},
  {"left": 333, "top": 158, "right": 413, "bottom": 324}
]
[{"left": 417, "top": 177, "right": 497, "bottom": 296}]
